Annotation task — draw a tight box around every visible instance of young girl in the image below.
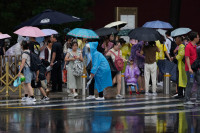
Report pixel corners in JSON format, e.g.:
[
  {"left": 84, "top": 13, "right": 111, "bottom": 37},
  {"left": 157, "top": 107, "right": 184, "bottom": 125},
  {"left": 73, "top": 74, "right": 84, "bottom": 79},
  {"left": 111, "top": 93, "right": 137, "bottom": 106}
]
[{"left": 125, "top": 59, "right": 140, "bottom": 95}]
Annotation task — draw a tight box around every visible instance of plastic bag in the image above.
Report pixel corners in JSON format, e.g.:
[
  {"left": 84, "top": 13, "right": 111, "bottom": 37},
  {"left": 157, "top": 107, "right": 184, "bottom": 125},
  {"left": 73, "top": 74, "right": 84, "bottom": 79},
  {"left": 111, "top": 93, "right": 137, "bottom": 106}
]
[{"left": 63, "top": 69, "right": 67, "bottom": 83}]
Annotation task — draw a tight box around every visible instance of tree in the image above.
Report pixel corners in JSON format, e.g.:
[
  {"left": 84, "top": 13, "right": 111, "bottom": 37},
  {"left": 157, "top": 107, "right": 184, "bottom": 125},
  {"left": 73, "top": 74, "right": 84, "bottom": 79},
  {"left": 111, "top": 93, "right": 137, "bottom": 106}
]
[{"left": 0, "top": 0, "right": 94, "bottom": 44}]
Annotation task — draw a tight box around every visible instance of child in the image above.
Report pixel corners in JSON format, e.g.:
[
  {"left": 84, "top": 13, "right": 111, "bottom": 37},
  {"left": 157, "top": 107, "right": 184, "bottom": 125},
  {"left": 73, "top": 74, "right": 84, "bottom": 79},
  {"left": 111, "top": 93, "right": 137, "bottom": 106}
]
[
  {"left": 125, "top": 59, "right": 140, "bottom": 95},
  {"left": 35, "top": 60, "right": 50, "bottom": 101}
]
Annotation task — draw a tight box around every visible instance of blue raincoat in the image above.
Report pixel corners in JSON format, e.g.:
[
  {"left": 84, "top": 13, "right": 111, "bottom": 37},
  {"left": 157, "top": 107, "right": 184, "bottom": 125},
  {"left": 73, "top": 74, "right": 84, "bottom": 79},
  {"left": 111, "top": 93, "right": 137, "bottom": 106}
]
[{"left": 89, "top": 42, "right": 112, "bottom": 92}]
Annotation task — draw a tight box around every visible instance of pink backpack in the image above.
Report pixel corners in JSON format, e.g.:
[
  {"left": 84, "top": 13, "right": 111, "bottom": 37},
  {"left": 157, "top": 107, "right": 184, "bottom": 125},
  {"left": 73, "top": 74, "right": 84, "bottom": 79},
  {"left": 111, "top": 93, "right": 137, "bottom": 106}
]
[{"left": 110, "top": 50, "right": 124, "bottom": 71}]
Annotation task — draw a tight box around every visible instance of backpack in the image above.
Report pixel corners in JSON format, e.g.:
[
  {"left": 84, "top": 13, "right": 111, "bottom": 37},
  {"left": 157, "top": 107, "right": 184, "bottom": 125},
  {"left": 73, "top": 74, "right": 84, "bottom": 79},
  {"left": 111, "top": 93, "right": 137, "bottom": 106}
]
[
  {"left": 38, "top": 64, "right": 47, "bottom": 80},
  {"left": 168, "top": 38, "right": 177, "bottom": 57},
  {"left": 70, "top": 52, "right": 83, "bottom": 76},
  {"left": 24, "top": 51, "right": 42, "bottom": 72},
  {"left": 110, "top": 50, "right": 124, "bottom": 71}
]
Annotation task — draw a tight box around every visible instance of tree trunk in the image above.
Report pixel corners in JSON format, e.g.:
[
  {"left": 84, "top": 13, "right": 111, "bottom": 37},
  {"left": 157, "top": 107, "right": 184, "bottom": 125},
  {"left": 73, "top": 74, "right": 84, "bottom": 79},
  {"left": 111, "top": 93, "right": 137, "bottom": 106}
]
[{"left": 169, "top": 0, "right": 182, "bottom": 29}]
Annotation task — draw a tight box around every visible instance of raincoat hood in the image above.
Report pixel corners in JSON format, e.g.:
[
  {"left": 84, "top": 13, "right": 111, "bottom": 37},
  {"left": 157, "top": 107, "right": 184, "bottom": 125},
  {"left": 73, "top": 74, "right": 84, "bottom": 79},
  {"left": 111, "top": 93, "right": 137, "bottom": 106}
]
[{"left": 89, "top": 42, "right": 98, "bottom": 55}]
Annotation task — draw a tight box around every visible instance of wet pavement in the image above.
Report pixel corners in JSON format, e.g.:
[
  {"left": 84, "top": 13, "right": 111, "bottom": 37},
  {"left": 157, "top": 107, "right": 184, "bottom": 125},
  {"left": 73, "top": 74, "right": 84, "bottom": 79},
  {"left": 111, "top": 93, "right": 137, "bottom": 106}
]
[{"left": 0, "top": 95, "right": 200, "bottom": 133}]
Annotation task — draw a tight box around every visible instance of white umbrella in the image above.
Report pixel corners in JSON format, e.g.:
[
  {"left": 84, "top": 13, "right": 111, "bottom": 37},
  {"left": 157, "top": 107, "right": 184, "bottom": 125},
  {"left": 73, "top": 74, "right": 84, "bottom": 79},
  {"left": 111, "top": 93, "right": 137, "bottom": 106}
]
[
  {"left": 157, "top": 29, "right": 167, "bottom": 39},
  {"left": 171, "top": 28, "right": 191, "bottom": 37},
  {"left": 104, "top": 21, "right": 127, "bottom": 28},
  {"left": 41, "top": 29, "right": 58, "bottom": 36}
]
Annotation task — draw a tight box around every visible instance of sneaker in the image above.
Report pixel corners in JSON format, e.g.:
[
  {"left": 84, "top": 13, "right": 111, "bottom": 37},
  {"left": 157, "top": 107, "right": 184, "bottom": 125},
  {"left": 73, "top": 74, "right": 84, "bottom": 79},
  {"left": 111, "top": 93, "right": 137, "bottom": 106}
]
[
  {"left": 172, "top": 93, "right": 178, "bottom": 97},
  {"left": 195, "top": 100, "right": 200, "bottom": 104},
  {"left": 175, "top": 95, "right": 184, "bottom": 99},
  {"left": 145, "top": 92, "right": 150, "bottom": 96},
  {"left": 68, "top": 93, "right": 74, "bottom": 97},
  {"left": 116, "top": 94, "right": 123, "bottom": 99},
  {"left": 27, "top": 97, "right": 36, "bottom": 102},
  {"left": 136, "top": 92, "right": 140, "bottom": 95},
  {"left": 157, "top": 82, "right": 163, "bottom": 86},
  {"left": 95, "top": 97, "right": 105, "bottom": 100},
  {"left": 129, "top": 91, "right": 132, "bottom": 95},
  {"left": 41, "top": 97, "right": 50, "bottom": 101},
  {"left": 152, "top": 92, "right": 157, "bottom": 96},
  {"left": 86, "top": 95, "right": 95, "bottom": 100},
  {"left": 184, "top": 101, "right": 195, "bottom": 105},
  {"left": 73, "top": 92, "right": 78, "bottom": 97},
  {"left": 21, "top": 97, "right": 28, "bottom": 102}
]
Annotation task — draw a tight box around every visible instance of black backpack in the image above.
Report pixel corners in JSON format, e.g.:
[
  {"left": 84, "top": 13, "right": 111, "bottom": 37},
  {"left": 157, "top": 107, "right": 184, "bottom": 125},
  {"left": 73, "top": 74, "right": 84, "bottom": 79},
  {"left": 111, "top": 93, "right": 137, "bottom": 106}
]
[
  {"left": 168, "top": 38, "right": 177, "bottom": 57},
  {"left": 24, "top": 51, "right": 41, "bottom": 72}
]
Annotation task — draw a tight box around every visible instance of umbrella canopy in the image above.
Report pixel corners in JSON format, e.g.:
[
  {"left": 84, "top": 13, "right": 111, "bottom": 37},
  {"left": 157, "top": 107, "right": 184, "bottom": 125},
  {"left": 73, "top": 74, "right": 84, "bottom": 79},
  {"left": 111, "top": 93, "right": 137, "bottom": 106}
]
[
  {"left": 143, "top": 20, "right": 173, "bottom": 29},
  {"left": 95, "top": 27, "right": 118, "bottom": 36},
  {"left": 42, "top": 29, "right": 58, "bottom": 36},
  {"left": 104, "top": 21, "right": 127, "bottom": 29},
  {"left": 14, "top": 26, "right": 46, "bottom": 37},
  {"left": 118, "top": 29, "right": 132, "bottom": 36},
  {"left": 128, "top": 27, "right": 161, "bottom": 41},
  {"left": 157, "top": 29, "right": 167, "bottom": 39},
  {"left": 16, "top": 9, "right": 82, "bottom": 29},
  {"left": 0, "top": 34, "right": 11, "bottom": 39},
  {"left": 67, "top": 28, "right": 99, "bottom": 39},
  {"left": 171, "top": 28, "right": 191, "bottom": 37}
]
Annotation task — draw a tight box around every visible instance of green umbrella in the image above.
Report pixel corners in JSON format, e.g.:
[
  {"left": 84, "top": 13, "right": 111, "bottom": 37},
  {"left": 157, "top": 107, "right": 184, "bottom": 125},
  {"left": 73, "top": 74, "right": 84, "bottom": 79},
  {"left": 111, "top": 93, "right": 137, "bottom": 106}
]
[{"left": 117, "top": 29, "right": 132, "bottom": 36}]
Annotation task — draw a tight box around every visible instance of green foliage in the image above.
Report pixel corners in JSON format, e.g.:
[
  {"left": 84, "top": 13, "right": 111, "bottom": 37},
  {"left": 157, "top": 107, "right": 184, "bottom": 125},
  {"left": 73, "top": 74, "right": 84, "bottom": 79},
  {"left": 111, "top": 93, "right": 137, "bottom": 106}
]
[{"left": 0, "top": 0, "right": 95, "bottom": 44}]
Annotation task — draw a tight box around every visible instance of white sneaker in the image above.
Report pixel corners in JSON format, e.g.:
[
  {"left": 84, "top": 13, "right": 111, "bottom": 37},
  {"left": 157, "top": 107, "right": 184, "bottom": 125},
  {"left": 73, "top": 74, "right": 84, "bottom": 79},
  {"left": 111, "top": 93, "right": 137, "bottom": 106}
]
[
  {"left": 95, "top": 97, "right": 105, "bottom": 100},
  {"left": 68, "top": 93, "right": 74, "bottom": 97},
  {"left": 157, "top": 82, "right": 163, "bottom": 86},
  {"left": 145, "top": 92, "right": 150, "bottom": 96},
  {"left": 172, "top": 93, "right": 178, "bottom": 97},
  {"left": 116, "top": 94, "right": 123, "bottom": 99},
  {"left": 86, "top": 95, "right": 95, "bottom": 100},
  {"left": 152, "top": 92, "right": 157, "bottom": 96},
  {"left": 21, "top": 97, "right": 28, "bottom": 102},
  {"left": 27, "top": 97, "right": 36, "bottom": 102},
  {"left": 73, "top": 92, "right": 78, "bottom": 97},
  {"left": 184, "top": 101, "right": 195, "bottom": 105},
  {"left": 41, "top": 97, "right": 50, "bottom": 101}
]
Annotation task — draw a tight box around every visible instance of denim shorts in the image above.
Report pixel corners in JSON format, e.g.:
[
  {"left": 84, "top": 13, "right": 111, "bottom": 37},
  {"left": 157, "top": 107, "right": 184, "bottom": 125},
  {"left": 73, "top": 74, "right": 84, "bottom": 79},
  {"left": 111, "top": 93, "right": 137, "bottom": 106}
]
[{"left": 23, "top": 67, "right": 33, "bottom": 83}]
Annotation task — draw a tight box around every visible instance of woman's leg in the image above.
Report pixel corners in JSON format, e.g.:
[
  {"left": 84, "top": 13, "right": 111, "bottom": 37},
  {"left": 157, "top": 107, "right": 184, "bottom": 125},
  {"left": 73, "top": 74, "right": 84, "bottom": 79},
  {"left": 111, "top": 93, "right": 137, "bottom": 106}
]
[
  {"left": 24, "top": 83, "right": 34, "bottom": 97},
  {"left": 128, "top": 86, "right": 132, "bottom": 95},
  {"left": 142, "top": 76, "right": 145, "bottom": 90},
  {"left": 138, "top": 76, "right": 142, "bottom": 91},
  {"left": 39, "top": 87, "right": 47, "bottom": 97},
  {"left": 117, "top": 73, "right": 122, "bottom": 94},
  {"left": 99, "top": 91, "right": 103, "bottom": 98},
  {"left": 46, "top": 72, "right": 51, "bottom": 84},
  {"left": 22, "top": 83, "right": 29, "bottom": 96},
  {"left": 113, "top": 75, "right": 117, "bottom": 85}
]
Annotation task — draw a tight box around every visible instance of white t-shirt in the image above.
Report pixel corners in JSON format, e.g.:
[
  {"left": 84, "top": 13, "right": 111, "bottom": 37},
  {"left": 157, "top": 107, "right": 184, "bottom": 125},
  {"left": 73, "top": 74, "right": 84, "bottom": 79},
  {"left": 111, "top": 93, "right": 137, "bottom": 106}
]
[
  {"left": 39, "top": 41, "right": 46, "bottom": 59},
  {"left": 22, "top": 50, "right": 31, "bottom": 67},
  {"left": 165, "top": 37, "right": 173, "bottom": 53},
  {"left": 109, "top": 48, "right": 122, "bottom": 63}
]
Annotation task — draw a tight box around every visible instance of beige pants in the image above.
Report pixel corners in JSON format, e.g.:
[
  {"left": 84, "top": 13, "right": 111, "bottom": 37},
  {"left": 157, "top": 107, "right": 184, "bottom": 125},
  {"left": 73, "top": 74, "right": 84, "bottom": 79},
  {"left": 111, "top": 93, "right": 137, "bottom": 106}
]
[{"left": 144, "top": 62, "right": 157, "bottom": 93}]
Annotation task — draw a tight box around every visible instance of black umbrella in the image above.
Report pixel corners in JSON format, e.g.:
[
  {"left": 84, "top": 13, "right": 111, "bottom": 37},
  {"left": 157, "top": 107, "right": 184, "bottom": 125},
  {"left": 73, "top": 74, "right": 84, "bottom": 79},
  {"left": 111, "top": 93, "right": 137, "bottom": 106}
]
[
  {"left": 128, "top": 27, "right": 161, "bottom": 41},
  {"left": 95, "top": 27, "right": 118, "bottom": 36},
  {"left": 16, "top": 9, "right": 82, "bottom": 29}
]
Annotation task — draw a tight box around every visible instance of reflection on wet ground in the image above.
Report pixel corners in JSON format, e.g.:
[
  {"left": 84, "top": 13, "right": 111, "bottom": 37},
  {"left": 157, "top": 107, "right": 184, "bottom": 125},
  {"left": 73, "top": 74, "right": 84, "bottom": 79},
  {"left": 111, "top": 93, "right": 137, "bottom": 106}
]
[{"left": 0, "top": 96, "right": 200, "bottom": 133}]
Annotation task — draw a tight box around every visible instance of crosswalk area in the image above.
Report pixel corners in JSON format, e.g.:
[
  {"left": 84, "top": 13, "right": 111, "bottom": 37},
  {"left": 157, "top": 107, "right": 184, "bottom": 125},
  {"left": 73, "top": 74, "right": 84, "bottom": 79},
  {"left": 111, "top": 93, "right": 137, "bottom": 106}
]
[{"left": 0, "top": 96, "right": 199, "bottom": 114}]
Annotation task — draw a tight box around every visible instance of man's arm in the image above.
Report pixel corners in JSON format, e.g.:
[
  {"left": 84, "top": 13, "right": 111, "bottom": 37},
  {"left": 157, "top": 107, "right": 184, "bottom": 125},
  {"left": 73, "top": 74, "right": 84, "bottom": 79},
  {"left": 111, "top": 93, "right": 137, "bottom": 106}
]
[
  {"left": 186, "top": 56, "right": 193, "bottom": 73},
  {"left": 50, "top": 52, "right": 56, "bottom": 67}
]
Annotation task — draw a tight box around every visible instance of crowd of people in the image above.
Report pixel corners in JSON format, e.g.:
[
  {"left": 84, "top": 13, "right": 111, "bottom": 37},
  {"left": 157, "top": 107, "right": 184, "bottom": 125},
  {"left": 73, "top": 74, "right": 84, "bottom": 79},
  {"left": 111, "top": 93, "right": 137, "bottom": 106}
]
[{"left": 2, "top": 29, "right": 199, "bottom": 104}]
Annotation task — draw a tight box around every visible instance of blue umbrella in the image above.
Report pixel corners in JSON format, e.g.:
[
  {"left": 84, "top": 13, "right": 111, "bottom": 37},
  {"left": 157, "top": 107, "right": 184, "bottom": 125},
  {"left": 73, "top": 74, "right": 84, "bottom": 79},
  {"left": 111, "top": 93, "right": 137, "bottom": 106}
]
[
  {"left": 171, "top": 28, "right": 191, "bottom": 37},
  {"left": 67, "top": 28, "right": 99, "bottom": 39},
  {"left": 15, "top": 9, "right": 82, "bottom": 29},
  {"left": 143, "top": 20, "right": 173, "bottom": 29}
]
